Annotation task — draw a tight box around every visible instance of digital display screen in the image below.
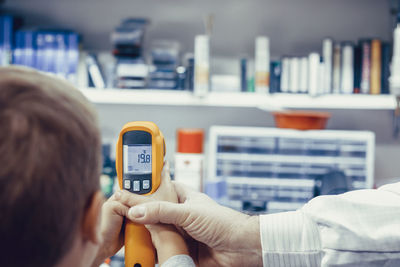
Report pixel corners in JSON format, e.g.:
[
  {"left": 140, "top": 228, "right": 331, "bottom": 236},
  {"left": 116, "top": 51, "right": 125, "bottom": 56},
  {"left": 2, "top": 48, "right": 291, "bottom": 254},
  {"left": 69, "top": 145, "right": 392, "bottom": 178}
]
[{"left": 123, "top": 144, "right": 152, "bottom": 174}]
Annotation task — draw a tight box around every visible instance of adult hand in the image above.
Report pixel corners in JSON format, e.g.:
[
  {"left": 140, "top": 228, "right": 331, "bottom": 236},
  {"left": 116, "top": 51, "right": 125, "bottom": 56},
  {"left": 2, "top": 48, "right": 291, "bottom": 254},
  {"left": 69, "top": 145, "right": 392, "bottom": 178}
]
[{"left": 117, "top": 179, "right": 263, "bottom": 267}]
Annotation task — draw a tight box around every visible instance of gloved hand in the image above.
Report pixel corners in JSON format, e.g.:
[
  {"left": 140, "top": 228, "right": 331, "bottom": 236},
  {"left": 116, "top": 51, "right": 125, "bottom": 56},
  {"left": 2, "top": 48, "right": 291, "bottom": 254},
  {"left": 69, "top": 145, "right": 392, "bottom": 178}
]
[{"left": 116, "top": 171, "right": 262, "bottom": 267}]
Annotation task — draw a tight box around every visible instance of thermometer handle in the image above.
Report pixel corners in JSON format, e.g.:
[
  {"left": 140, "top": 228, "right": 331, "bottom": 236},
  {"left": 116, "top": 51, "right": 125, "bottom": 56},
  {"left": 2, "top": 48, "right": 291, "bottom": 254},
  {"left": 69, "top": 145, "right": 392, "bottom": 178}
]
[{"left": 125, "top": 220, "right": 155, "bottom": 267}]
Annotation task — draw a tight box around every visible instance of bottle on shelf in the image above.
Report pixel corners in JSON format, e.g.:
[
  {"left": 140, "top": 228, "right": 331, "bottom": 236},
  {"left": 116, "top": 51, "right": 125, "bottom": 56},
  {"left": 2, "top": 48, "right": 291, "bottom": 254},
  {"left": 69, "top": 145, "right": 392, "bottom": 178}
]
[{"left": 174, "top": 129, "right": 204, "bottom": 192}]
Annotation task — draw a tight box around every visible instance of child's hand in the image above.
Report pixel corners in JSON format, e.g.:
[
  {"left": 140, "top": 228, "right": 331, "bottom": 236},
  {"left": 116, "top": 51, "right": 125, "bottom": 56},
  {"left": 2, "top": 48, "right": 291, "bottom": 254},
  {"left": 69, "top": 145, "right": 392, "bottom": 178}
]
[
  {"left": 91, "top": 194, "right": 129, "bottom": 267},
  {"left": 146, "top": 224, "right": 189, "bottom": 265},
  {"left": 116, "top": 162, "right": 189, "bottom": 265}
]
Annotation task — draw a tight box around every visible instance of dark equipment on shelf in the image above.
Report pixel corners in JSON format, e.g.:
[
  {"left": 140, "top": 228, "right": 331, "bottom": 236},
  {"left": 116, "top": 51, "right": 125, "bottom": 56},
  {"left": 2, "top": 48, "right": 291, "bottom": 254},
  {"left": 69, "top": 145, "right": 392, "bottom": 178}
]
[{"left": 314, "top": 169, "right": 353, "bottom": 196}]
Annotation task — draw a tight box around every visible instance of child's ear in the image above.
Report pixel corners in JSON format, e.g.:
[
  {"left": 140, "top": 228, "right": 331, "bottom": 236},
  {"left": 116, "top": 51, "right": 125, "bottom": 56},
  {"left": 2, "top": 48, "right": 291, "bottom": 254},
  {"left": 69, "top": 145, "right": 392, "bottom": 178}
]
[{"left": 81, "top": 191, "right": 104, "bottom": 244}]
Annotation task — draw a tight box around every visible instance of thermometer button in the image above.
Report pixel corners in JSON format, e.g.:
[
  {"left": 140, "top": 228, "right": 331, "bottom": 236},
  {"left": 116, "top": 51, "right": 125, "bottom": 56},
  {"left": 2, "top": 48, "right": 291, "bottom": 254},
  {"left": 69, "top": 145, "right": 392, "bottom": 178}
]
[
  {"left": 133, "top": 180, "right": 140, "bottom": 192},
  {"left": 142, "top": 180, "right": 150, "bottom": 190},
  {"left": 123, "top": 180, "right": 131, "bottom": 190}
]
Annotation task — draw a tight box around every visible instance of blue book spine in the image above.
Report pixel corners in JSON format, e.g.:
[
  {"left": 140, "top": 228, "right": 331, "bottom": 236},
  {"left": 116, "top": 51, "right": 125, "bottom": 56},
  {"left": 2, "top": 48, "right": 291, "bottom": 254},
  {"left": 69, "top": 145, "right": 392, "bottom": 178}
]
[
  {"left": 176, "top": 66, "right": 186, "bottom": 90},
  {"left": 66, "top": 33, "right": 79, "bottom": 84},
  {"left": 35, "top": 32, "right": 45, "bottom": 71},
  {"left": 0, "top": 17, "right": 3, "bottom": 65},
  {"left": 43, "top": 32, "right": 57, "bottom": 73},
  {"left": 13, "top": 31, "right": 24, "bottom": 65},
  {"left": 240, "top": 58, "right": 247, "bottom": 92},
  {"left": 186, "top": 57, "right": 194, "bottom": 91},
  {"left": 1, "top": 15, "right": 15, "bottom": 66},
  {"left": 270, "top": 61, "right": 282, "bottom": 93},
  {"left": 54, "top": 33, "right": 67, "bottom": 78},
  {"left": 23, "top": 31, "right": 35, "bottom": 68}
]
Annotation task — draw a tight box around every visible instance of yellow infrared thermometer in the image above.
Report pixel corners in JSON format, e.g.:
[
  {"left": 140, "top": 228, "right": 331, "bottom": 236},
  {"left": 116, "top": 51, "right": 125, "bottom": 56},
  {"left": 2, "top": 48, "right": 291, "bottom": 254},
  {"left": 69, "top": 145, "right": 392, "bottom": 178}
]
[{"left": 116, "top": 121, "right": 165, "bottom": 267}]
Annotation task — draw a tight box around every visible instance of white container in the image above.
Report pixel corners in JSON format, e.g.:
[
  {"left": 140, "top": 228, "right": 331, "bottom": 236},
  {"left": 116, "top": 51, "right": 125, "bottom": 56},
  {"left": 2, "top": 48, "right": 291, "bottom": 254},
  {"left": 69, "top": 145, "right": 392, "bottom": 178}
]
[
  {"left": 255, "top": 36, "right": 270, "bottom": 94},
  {"left": 318, "top": 61, "right": 326, "bottom": 95},
  {"left": 308, "top": 52, "right": 320, "bottom": 96},
  {"left": 341, "top": 43, "right": 354, "bottom": 94},
  {"left": 194, "top": 35, "right": 210, "bottom": 97},
  {"left": 174, "top": 153, "right": 204, "bottom": 192},
  {"left": 299, "top": 57, "right": 309, "bottom": 93},
  {"left": 332, "top": 43, "right": 342, "bottom": 94},
  {"left": 323, "top": 38, "right": 333, "bottom": 94},
  {"left": 289, "top": 57, "right": 300, "bottom": 93},
  {"left": 390, "top": 25, "right": 400, "bottom": 95},
  {"left": 280, "top": 57, "right": 290, "bottom": 93}
]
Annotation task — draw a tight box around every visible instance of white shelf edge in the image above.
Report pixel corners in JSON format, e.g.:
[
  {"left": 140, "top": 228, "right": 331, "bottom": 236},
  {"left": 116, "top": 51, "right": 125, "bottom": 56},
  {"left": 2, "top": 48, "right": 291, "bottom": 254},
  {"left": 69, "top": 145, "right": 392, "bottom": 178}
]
[
  {"left": 270, "top": 94, "right": 396, "bottom": 110},
  {"left": 80, "top": 88, "right": 397, "bottom": 110}
]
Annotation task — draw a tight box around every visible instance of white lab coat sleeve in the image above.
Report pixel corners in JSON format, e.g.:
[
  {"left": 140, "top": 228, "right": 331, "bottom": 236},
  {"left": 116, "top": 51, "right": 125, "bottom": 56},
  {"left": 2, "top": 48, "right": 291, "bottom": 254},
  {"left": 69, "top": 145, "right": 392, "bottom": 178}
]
[{"left": 260, "top": 182, "right": 400, "bottom": 267}]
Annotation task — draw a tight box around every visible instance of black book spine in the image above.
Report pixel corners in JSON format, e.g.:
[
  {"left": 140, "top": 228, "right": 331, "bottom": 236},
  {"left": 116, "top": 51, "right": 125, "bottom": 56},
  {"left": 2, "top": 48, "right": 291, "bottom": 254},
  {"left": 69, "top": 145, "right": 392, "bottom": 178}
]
[
  {"left": 381, "top": 42, "right": 391, "bottom": 94},
  {"left": 354, "top": 44, "right": 362, "bottom": 93}
]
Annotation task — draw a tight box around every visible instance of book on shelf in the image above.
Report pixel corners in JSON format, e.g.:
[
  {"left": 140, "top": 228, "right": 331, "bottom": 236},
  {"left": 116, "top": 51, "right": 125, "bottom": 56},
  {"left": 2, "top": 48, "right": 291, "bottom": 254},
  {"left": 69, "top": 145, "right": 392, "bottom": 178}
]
[
  {"left": 359, "top": 39, "right": 372, "bottom": 94},
  {"left": 381, "top": 42, "right": 391, "bottom": 94},
  {"left": 370, "top": 39, "right": 382, "bottom": 95}
]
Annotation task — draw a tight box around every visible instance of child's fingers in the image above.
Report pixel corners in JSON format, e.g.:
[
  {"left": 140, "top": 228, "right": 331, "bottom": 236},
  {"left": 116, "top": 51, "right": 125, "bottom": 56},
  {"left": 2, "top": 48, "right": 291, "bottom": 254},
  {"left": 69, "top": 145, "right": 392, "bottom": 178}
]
[
  {"left": 103, "top": 198, "right": 130, "bottom": 217},
  {"left": 115, "top": 189, "right": 150, "bottom": 207}
]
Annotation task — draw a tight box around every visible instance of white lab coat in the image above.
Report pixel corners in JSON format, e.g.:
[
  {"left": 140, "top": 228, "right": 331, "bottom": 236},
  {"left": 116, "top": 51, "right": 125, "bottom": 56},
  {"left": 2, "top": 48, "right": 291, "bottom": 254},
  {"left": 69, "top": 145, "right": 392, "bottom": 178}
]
[{"left": 260, "top": 182, "right": 400, "bottom": 267}]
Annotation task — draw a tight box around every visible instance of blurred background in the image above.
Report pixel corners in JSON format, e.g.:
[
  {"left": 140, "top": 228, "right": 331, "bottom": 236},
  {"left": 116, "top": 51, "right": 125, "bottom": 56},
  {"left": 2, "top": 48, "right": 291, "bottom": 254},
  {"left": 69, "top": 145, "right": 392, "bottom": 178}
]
[{"left": 0, "top": 0, "right": 398, "bottom": 213}]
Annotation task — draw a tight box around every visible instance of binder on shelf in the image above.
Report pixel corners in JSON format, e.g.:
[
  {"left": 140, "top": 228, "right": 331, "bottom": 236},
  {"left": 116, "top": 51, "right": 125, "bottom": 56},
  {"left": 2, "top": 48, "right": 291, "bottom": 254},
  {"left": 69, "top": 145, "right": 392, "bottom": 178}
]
[
  {"left": 322, "top": 38, "right": 333, "bottom": 94},
  {"left": 35, "top": 32, "right": 45, "bottom": 71},
  {"left": 43, "top": 32, "right": 57, "bottom": 73},
  {"left": 332, "top": 43, "right": 342, "bottom": 94},
  {"left": 22, "top": 31, "right": 35, "bottom": 68},
  {"left": 186, "top": 56, "right": 195, "bottom": 91},
  {"left": 67, "top": 33, "right": 80, "bottom": 85},
  {"left": 86, "top": 54, "right": 105, "bottom": 89},
  {"left": 280, "top": 57, "right": 290, "bottom": 93},
  {"left": 308, "top": 52, "right": 320, "bottom": 96},
  {"left": 299, "top": 57, "right": 308, "bottom": 94},
  {"left": 270, "top": 61, "right": 281, "bottom": 93},
  {"left": 381, "top": 43, "right": 391, "bottom": 94},
  {"left": 14, "top": 30, "right": 36, "bottom": 68},
  {"left": 340, "top": 42, "right": 354, "bottom": 94},
  {"left": 289, "top": 57, "right": 300, "bottom": 93},
  {"left": 13, "top": 31, "right": 24, "bottom": 66},
  {"left": 359, "top": 39, "right": 372, "bottom": 94},
  {"left": 370, "top": 39, "right": 382, "bottom": 95},
  {"left": 0, "top": 15, "right": 20, "bottom": 66},
  {"left": 54, "top": 33, "right": 67, "bottom": 78},
  {"left": 240, "top": 58, "right": 248, "bottom": 92},
  {"left": 318, "top": 60, "right": 325, "bottom": 95},
  {"left": 353, "top": 43, "right": 362, "bottom": 94}
]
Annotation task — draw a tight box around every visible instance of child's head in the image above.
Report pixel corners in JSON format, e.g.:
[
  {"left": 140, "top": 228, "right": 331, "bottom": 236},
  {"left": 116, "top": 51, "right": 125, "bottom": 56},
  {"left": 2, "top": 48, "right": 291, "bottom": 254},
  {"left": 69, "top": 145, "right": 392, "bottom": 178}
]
[{"left": 0, "top": 67, "right": 103, "bottom": 267}]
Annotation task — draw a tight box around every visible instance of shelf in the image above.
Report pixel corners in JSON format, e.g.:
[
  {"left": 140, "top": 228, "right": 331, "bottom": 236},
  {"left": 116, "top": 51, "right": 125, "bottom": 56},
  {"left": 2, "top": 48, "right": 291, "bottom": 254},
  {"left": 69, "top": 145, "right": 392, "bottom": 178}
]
[
  {"left": 80, "top": 88, "right": 397, "bottom": 110},
  {"left": 268, "top": 94, "right": 396, "bottom": 110}
]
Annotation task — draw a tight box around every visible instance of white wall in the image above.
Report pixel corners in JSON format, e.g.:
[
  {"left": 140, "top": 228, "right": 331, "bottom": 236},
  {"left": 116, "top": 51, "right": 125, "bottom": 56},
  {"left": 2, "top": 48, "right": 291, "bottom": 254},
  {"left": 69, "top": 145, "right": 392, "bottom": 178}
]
[{"left": 2, "top": 0, "right": 392, "bottom": 57}]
